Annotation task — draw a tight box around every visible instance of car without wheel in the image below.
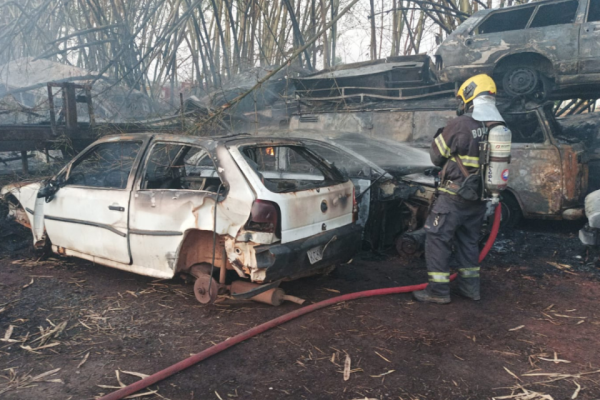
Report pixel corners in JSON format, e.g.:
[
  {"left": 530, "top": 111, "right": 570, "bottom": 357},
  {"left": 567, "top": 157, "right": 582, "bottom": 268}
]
[{"left": 1, "top": 134, "right": 361, "bottom": 304}]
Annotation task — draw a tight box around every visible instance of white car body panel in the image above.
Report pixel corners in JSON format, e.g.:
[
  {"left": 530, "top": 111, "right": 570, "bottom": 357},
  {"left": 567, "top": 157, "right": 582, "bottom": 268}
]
[
  {"left": 228, "top": 146, "right": 354, "bottom": 243},
  {"left": 128, "top": 145, "right": 255, "bottom": 276},
  {"left": 44, "top": 186, "right": 131, "bottom": 263}
]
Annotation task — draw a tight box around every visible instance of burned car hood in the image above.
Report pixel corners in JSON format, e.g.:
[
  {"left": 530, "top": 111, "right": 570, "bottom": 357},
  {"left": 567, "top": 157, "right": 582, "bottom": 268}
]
[
  {"left": 400, "top": 172, "right": 435, "bottom": 188},
  {"left": 325, "top": 134, "right": 434, "bottom": 179}
]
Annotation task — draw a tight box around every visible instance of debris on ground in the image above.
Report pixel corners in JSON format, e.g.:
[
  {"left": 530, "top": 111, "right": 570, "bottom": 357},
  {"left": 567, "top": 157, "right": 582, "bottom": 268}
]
[{"left": 0, "top": 218, "right": 599, "bottom": 399}]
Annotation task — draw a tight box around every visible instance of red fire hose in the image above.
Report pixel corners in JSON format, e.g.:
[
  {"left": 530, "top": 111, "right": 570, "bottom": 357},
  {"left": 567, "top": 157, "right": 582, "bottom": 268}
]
[
  {"left": 99, "top": 204, "right": 502, "bottom": 400},
  {"left": 479, "top": 203, "right": 502, "bottom": 263}
]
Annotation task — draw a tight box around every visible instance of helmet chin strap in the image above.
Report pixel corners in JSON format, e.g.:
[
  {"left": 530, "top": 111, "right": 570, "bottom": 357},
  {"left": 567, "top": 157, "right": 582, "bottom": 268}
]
[{"left": 456, "top": 99, "right": 467, "bottom": 116}]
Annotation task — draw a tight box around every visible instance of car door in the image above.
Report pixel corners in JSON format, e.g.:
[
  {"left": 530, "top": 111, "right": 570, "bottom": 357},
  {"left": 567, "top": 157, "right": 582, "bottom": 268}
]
[
  {"left": 504, "top": 110, "right": 564, "bottom": 217},
  {"left": 128, "top": 141, "right": 234, "bottom": 276},
  {"left": 465, "top": 5, "right": 537, "bottom": 65},
  {"left": 579, "top": 0, "right": 600, "bottom": 73},
  {"left": 43, "top": 139, "right": 145, "bottom": 264}
]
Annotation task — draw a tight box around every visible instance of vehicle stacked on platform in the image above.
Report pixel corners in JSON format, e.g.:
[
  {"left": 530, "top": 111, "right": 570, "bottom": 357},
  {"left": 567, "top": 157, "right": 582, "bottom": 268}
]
[{"left": 436, "top": 0, "right": 600, "bottom": 99}]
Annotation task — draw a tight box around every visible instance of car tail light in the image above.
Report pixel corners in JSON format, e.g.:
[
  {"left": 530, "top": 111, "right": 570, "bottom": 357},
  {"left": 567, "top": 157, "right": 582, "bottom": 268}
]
[
  {"left": 352, "top": 187, "right": 358, "bottom": 222},
  {"left": 245, "top": 200, "right": 280, "bottom": 235}
]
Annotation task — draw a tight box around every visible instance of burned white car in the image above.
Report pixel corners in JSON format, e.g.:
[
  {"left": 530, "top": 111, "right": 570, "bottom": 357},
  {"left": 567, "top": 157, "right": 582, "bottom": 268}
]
[{"left": 1, "top": 134, "right": 361, "bottom": 304}]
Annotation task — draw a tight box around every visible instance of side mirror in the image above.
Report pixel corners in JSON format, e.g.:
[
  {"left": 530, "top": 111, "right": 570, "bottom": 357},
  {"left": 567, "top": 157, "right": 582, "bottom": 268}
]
[{"left": 37, "top": 179, "right": 61, "bottom": 202}]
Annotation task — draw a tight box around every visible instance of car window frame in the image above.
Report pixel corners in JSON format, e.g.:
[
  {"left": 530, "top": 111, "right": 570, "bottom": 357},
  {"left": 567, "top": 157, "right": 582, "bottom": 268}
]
[
  {"left": 135, "top": 139, "right": 224, "bottom": 193},
  {"left": 503, "top": 108, "right": 552, "bottom": 145},
  {"left": 471, "top": 5, "right": 537, "bottom": 35},
  {"left": 300, "top": 139, "right": 382, "bottom": 179},
  {"left": 238, "top": 143, "right": 348, "bottom": 194},
  {"left": 586, "top": 0, "right": 600, "bottom": 22},
  {"left": 529, "top": 0, "right": 580, "bottom": 28},
  {"left": 471, "top": 0, "right": 583, "bottom": 35},
  {"left": 60, "top": 138, "right": 148, "bottom": 191}
]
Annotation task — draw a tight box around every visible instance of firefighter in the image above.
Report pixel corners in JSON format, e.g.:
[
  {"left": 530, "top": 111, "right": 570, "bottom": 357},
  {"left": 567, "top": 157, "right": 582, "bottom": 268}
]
[{"left": 413, "top": 74, "right": 505, "bottom": 304}]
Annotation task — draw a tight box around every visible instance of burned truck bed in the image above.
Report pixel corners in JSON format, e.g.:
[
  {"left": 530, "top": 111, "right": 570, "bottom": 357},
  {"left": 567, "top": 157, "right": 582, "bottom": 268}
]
[{"left": 293, "top": 56, "right": 455, "bottom": 103}]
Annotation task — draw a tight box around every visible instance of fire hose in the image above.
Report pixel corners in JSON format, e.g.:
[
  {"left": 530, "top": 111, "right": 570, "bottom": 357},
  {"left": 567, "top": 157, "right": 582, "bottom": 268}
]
[{"left": 99, "top": 203, "right": 502, "bottom": 400}]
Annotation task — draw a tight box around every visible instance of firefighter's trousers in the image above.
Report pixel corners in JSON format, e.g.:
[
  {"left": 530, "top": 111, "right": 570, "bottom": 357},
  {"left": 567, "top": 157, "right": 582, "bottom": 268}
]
[{"left": 424, "top": 193, "right": 487, "bottom": 297}]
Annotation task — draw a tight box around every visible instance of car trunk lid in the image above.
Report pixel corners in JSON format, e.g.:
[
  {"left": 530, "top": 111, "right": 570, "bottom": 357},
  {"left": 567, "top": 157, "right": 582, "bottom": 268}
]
[{"left": 230, "top": 143, "right": 355, "bottom": 243}]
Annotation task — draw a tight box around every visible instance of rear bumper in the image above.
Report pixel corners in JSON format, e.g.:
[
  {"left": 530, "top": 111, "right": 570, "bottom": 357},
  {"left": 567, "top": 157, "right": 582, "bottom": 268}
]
[{"left": 254, "top": 223, "right": 362, "bottom": 282}]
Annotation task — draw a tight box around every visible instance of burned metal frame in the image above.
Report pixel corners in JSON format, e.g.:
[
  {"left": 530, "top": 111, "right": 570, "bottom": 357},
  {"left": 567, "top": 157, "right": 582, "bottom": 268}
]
[
  {"left": 293, "top": 56, "right": 457, "bottom": 105},
  {"left": 499, "top": 103, "right": 588, "bottom": 220},
  {"left": 47, "top": 82, "right": 96, "bottom": 134}
]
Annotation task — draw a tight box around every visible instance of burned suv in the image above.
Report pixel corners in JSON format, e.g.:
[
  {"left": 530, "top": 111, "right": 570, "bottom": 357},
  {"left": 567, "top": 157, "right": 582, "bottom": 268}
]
[{"left": 436, "top": 0, "right": 600, "bottom": 99}]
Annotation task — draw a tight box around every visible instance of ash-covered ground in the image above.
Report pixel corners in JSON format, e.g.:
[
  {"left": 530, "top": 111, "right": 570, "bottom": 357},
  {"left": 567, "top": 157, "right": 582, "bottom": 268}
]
[{"left": 0, "top": 219, "right": 599, "bottom": 400}]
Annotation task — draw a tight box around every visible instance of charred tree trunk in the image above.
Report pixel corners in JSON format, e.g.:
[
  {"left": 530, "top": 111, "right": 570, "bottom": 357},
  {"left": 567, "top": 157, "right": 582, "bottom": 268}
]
[{"left": 369, "top": 0, "right": 377, "bottom": 60}]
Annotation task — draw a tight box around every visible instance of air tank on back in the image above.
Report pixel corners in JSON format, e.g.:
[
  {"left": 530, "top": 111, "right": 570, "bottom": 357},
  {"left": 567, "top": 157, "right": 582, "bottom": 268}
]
[{"left": 483, "top": 124, "right": 512, "bottom": 199}]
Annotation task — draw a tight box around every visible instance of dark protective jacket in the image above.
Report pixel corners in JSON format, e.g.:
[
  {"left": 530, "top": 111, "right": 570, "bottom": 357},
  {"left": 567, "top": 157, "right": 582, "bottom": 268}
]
[{"left": 430, "top": 114, "right": 487, "bottom": 186}]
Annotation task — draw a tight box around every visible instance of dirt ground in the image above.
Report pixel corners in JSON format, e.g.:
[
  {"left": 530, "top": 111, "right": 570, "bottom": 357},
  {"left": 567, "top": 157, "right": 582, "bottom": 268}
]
[{"left": 1, "top": 220, "right": 600, "bottom": 400}]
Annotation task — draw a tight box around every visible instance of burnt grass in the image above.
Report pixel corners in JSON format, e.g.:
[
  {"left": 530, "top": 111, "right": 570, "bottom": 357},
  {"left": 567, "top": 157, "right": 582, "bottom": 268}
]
[{"left": 1, "top": 219, "right": 600, "bottom": 400}]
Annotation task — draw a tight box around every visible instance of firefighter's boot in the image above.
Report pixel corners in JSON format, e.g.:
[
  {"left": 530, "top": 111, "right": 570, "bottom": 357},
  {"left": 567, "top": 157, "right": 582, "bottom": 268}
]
[
  {"left": 457, "top": 267, "right": 480, "bottom": 300},
  {"left": 413, "top": 289, "right": 451, "bottom": 304}
]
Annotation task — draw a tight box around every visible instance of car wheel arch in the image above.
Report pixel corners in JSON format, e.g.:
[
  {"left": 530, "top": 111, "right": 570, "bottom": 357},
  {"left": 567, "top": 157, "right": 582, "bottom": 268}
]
[
  {"left": 1, "top": 193, "right": 49, "bottom": 248},
  {"left": 500, "top": 189, "right": 524, "bottom": 228},
  {"left": 174, "top": 229, "right": 232, "bottom": 275},
  {"left": 3, "top": 193, "right": 31, "bottom": 227},
  {"left": 493, "top": 52, "right": 555, "bottom": 78}
]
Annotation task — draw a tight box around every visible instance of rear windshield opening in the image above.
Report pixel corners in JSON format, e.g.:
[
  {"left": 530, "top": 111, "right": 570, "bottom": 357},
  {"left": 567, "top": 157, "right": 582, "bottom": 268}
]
[{"left": 242, "top": 145, "right": 346, "bottom": 193}]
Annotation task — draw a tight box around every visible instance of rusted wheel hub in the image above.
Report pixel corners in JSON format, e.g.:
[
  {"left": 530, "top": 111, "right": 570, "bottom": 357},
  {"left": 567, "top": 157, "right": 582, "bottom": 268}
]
[
  {"left": 194, "top": 274, "right": 219, "bottom": 304},
  {"left": 502, "top": 67, "right": 539, "bottom": 97},
  {"left": 396, "top": 235, "right": 419, "bottom": 256}
]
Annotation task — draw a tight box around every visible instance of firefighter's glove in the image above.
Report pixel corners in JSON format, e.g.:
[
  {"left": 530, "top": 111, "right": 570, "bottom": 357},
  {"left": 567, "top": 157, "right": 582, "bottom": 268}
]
[{"left": 424, "top": 166, "right": 442, "bottom": 178}]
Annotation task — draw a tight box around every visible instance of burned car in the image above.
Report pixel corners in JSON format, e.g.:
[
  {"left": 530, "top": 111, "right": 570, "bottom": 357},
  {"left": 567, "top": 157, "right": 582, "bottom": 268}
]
[
  {"left": 498, "top": 102, "right": 588, "bottom": 226},
  {"left": 436, "top": 0, "right": 600, "bottom": 98},
  {"left": 1, "top": 134, "right": 361, "bottom": 304},
  {"left": 288, "top": 132, "right": 436, "bottom": 251},
  {"left": 403, "top": 102, "right": 589, "bottom": 227}
]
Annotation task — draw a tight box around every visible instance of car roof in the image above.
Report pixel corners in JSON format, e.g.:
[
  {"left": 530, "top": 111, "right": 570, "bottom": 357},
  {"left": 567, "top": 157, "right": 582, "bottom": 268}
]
[
  {"left": 96, "top": 132, "right": 309, "bottom": 147},
  {"left": 469, "top": 0, "right": 576, "bottom": 19}
]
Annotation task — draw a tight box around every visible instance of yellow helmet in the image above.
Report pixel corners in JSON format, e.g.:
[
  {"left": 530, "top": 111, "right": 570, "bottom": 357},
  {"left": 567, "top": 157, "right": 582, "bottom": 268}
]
[{"left": 457, "top": 74, "right": 497, "bottom": 105}]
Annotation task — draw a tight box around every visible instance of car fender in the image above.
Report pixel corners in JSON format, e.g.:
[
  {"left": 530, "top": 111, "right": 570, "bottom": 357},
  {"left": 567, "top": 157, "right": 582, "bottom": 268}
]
[{"left": 1, "top": 181, "right": 47, "bottom": 246}]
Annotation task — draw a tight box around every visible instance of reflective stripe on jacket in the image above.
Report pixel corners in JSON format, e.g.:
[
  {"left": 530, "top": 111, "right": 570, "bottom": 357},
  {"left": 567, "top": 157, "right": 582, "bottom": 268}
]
[{"left": 430, "top": 115, "right": 487, "bottom": 186}]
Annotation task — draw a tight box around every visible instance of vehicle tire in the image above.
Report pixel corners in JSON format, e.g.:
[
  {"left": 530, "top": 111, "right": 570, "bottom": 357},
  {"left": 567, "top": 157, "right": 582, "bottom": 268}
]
[
  {"left": 499, "top": 192, "right": 522, "bottom": 229},
  {"left": 502, "top": 67, "right": 541, "bottom": 98},
  {"left": 536, "top": 74, "right": 552, "bottom": 102}
]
